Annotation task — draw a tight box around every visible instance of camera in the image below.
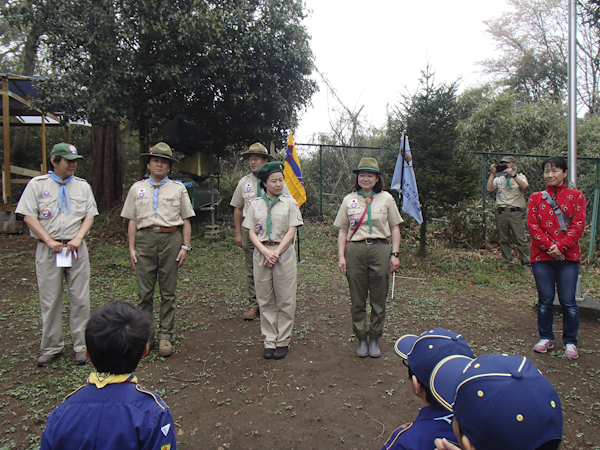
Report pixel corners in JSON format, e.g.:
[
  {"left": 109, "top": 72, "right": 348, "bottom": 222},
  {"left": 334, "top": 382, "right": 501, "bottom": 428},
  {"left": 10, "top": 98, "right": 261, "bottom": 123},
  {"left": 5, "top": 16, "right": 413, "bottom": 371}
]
[{"left": 495, "top": 164, "right": 507, "bottom": 172}]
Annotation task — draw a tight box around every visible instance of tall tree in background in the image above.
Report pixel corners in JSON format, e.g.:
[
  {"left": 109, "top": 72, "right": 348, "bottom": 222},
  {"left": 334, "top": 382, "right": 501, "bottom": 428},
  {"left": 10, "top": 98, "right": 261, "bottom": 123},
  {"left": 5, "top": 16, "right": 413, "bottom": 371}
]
[
  {"left": 2, "top": 0, "right": 316, "bottom": 212},
  {"left": 387, "top": 64, "right": 478, "bottom": 255}
]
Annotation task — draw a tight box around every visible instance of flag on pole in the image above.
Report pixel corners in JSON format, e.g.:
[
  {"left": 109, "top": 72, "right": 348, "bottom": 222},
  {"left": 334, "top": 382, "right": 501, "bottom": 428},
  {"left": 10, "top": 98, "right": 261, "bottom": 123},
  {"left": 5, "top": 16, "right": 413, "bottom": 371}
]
[
  {"left": 390, "top": 134, "right": 423, "bottom": 224},
  {"left": 284, "top": 134, "right": 307, "bottom": 207}
]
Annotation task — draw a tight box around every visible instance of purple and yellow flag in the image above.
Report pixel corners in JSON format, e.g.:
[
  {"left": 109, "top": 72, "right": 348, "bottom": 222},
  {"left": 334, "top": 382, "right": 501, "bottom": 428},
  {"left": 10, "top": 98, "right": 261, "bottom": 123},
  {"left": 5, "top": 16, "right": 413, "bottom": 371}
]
[{"left": 284, "top": 134, "right": 307, "bottom": 207}]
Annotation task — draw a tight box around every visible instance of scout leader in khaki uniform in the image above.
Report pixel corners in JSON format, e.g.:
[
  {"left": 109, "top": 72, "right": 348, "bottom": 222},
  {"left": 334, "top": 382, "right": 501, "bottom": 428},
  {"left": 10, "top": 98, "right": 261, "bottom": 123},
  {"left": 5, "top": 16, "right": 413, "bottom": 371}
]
[
  {"left": 335, "top": 157, "right": 402, "bottom": 359},
  {"left": 242, "top": 161, "right": 303, "bottom": 360},
  {"left": 486, "top": 155, "right": 531, "bottom": 271},
  {"left": 121, "top": 142, "right": 195, "bottom": 357},
  {"left": 16, "top": 143, "right": 98, "bottom": 367},
  {"left": 230, "top": 142, "right": 274, "bottom": 321}
]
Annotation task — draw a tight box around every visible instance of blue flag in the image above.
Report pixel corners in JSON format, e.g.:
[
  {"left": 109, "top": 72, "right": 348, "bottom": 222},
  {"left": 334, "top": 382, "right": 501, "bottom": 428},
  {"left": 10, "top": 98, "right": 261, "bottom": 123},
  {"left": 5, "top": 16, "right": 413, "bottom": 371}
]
[{"left": 390, "top": 135, "right": 423, "bottom": 224}]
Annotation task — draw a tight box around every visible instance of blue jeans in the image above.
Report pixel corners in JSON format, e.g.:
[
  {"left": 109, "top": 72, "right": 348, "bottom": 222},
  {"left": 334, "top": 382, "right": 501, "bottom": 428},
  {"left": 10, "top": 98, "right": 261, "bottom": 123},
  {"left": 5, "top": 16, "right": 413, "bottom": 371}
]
[{"left": 531, "top": 260, "right": 580, "bottom": 346}]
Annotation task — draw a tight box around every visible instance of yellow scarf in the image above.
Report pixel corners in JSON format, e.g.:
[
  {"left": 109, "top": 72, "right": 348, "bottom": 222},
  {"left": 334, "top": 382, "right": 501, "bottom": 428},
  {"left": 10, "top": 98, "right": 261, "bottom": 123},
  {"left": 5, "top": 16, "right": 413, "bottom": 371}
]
[{"left": 87, "top": 372, "right": 138, "bottom": 388}]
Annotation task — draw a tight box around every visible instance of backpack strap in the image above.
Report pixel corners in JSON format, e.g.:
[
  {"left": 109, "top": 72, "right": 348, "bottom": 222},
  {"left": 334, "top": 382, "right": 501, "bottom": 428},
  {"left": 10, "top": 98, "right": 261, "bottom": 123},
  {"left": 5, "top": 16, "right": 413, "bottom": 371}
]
[{"left": 541, "top": 191, "right": 571, "bottom": 232}]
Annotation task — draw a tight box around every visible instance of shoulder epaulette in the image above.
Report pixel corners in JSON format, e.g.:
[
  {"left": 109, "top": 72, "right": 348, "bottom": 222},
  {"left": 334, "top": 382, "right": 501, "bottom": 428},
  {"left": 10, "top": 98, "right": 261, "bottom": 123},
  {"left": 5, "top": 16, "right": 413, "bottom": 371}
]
[
  {"left": 135, "top": 385, "right": 167, "bottom": 410},
  {"left": 62, "top": 384, "right": 87, "bottom": 403}
]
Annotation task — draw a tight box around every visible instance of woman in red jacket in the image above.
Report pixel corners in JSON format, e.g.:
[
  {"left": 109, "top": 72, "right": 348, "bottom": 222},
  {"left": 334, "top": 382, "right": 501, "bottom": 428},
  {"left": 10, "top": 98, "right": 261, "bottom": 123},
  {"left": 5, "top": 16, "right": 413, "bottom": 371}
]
[{"left": 527, "top": 156, "right": 586, "bottom": 359}]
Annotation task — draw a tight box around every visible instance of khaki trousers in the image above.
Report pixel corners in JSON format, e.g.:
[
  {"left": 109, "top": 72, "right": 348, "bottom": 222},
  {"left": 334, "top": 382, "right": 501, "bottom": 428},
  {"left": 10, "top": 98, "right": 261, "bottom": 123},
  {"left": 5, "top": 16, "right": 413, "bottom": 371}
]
[
  {"left": 135, "top": 230, "right": 182, "bottom": 340},
  {"left": 253, "top": 245, "right": 297, "bottom": 348},
  {"left": 242, "top": 227, "right": 258, "bottom": 308},
  {"left": 495, "top": 209, "right": 531, "bottom": 266},
  {"left": 345, "top": 241, "right": 390, "bottom": 340},
  {"left": 35, "top": 240, "right": 91, "bottom": 355}
]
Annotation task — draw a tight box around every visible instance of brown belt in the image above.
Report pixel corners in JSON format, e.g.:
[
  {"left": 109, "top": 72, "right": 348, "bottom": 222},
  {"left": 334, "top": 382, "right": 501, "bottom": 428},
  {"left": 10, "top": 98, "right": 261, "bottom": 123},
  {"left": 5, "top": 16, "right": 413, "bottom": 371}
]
[
  {"left": 41, "top": 239, "right": 71, "bottom": 245},
  {"left": 262, "top": 241, "right": 281, "bottom": 246},
  {"left": 360, "top": 238, "right": 389, "bottom": 245},
  {"left": 141, "top": 226, "right": 180, "bottom": 233}
]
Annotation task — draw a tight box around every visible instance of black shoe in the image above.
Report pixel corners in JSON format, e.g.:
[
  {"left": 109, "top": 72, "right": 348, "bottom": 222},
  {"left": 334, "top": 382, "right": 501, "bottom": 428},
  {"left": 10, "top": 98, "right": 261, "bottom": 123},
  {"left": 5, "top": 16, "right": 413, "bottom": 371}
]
[
  {"left": 263, "top": 348, "right": 275, "bottom": 359},
  {"left": 274, "top": 346, "right": 288, "bottom": 360}
]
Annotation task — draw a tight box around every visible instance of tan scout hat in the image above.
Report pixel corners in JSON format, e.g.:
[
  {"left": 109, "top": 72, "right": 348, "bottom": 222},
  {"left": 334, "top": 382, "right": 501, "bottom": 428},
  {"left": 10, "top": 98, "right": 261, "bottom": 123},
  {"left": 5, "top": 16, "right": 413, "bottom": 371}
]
[
  {"left": 241, "top": 142, "right": 274, "bottom": 161},
  {"left": 140, "top": 142, "right": 179, "bottom": 163}
]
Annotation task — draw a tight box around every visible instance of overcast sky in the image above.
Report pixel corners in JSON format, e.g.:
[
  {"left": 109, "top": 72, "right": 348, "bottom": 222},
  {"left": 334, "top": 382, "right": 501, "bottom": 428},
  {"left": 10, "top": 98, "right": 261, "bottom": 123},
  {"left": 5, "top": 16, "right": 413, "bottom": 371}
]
[{"left": 295, "top": 0, "right": 512, "bottom": 144}]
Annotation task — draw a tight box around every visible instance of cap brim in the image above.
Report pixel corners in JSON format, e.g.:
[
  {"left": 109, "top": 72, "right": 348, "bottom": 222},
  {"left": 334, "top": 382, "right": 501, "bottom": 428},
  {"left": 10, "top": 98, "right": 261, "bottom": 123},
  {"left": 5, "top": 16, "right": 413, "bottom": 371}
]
[
  {"left": 140, "top": 152, "right": 178, "bottom": 162},
  {"left": 394, "top": 335, "right": 418, "bottom": 359},
  {"left": 61, "top": 154, "right": 84, "bottom": 160},
  {"left": 353, "top": 168, "right": 383, "bottom": 175},
  {"left": 242, "top": 151, "right": 274, "bottom": 161},
  {"left": 430, "top": 354, "right": 475, "bottom": 412}
]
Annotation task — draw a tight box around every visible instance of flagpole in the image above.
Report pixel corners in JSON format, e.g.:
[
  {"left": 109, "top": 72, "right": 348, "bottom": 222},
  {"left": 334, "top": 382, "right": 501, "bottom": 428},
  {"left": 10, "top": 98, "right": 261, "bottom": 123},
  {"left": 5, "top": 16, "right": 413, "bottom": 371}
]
[
  {"left": 297, "top": 228, "right": 301, "bottom": 262},
  {"left": 398, "top": 133, "right": 407, "bottom": 209}
]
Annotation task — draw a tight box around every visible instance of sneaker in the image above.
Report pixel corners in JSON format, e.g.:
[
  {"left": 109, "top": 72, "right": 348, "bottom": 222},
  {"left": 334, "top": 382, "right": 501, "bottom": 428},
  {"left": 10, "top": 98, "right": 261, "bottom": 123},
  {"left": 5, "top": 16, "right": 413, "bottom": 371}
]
[
  {"left": 158, "top": 339, "right": 173, "bottom": 357},
  {"left": 74, "top": 351, "right": 90, "bottom": 365},
  {"left": 533, "top": 339, "right": 554, "bottom": 353},
  {"left": 37, "top": 350, "right": 65, "bottom": 367},
  {"left": 564, "top": 344, "right": 579, "bottom": 359}
]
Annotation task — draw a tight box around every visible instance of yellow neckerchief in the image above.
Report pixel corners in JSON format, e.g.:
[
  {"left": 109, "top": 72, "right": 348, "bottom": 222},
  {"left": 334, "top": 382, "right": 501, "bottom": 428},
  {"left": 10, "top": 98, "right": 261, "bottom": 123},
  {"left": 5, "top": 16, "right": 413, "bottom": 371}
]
[{"left": 88, "top": 372, "right": 138, "bottom": 388}]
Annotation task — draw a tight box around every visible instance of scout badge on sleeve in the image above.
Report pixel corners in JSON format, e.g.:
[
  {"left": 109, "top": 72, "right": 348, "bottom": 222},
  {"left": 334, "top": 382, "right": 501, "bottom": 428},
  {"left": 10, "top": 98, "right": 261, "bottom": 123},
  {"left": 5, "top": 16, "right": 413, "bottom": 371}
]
[{"left": 255, "top": 221, "right": 263, "bottom": 232}]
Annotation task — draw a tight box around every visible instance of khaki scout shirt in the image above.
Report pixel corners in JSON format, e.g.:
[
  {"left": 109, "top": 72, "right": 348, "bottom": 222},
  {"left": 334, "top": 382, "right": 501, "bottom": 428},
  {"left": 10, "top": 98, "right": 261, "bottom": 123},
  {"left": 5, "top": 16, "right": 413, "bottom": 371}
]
[
  {"left": 230, "top": 173, "right": 289, "bottom": 218},
  {"left": 16, "top": 174, "right": 98, "bottom": 240},
  {"left": 492, "top": 174, "right": 528, "bottom": 208},
  {"left": 334, "top": 191, "right": 403, "bottom": 241},
  {"left": 121, "top": 178, "right": 195, "bottom": 229},
  {"left": 242, "top": 194, "right": 303, "bottom": 242}
]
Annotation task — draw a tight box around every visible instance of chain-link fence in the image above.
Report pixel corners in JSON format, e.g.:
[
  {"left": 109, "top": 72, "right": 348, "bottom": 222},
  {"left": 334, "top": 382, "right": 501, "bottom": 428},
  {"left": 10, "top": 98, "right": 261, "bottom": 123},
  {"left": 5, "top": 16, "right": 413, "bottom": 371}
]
[{"left": 294, "top": 143, "right": 398, "bottom": 220}]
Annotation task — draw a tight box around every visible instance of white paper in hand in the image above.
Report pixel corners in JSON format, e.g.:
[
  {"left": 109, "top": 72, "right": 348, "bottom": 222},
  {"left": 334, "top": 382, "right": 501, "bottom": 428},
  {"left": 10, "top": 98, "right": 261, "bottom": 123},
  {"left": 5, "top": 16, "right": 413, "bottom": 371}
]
[{"left": 56, "top": 247, "right": 72, "bottom": 267}]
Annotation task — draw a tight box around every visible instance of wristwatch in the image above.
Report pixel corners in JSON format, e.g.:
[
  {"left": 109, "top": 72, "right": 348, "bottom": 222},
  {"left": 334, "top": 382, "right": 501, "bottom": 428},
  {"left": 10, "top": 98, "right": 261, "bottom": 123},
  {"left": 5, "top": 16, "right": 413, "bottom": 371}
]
[
  {"left": 181, "top": 244, "right": 192, "bottom": 252},
  {"left": 391, "top": 252, "right": 400, "bottom": 257}
]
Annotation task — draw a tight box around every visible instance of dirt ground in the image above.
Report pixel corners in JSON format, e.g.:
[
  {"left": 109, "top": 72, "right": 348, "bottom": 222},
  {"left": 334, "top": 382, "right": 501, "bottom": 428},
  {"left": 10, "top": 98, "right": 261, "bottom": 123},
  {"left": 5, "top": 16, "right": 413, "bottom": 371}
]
[{"left": 1, "top": 228, "right": 599, "bottom": 450}]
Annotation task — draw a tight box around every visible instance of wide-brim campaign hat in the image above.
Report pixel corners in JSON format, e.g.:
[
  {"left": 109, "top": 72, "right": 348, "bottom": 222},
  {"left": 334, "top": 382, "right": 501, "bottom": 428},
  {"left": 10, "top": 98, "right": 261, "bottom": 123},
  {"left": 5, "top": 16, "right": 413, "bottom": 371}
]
[
  {"left": 394, "top": 328, "right": 474, "bottom": 391},
  {"left": 499, "top": 156, "right": 516, "bottom": 163},
  {"left": 140, "top": 142, "right": 179, "bottom": 163},
  {"left": 430, "top": 354, "right": 563, "bottom": 450},
  {"left": 256, "top": 161, "right": 285, "bottom": 182},
  {"left": 242, "top": 142, "right": 274, "bottom": 161},
  {"left": 51, "top": 143, "right": 83, "bottom": 160},
  {"left": 353, "top": 157, "right": 383, "bottom": 175}
]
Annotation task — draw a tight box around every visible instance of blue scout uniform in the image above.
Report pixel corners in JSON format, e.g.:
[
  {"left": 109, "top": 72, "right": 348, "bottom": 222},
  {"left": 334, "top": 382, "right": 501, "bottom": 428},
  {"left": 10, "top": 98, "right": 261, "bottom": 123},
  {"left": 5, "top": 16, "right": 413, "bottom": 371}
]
[
  {"left": 41, "top": 373, "right": 176, "bottom": 450},
  {"left": 382, "top": 405, "right": 457, "bottom": 450}
]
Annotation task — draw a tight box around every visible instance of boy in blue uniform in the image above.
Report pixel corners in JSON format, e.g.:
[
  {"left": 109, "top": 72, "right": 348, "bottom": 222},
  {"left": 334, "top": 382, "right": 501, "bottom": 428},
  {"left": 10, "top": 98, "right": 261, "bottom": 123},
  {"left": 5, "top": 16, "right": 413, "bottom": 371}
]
[
  {"left": 430, "top": 353, "right": 562, "bottom": 450},
  {"left": 41, "top": 302, "right": 177, "bottom": 450},
  {"left": 382, "top": 328, "right": 475, "bottom": 450}
]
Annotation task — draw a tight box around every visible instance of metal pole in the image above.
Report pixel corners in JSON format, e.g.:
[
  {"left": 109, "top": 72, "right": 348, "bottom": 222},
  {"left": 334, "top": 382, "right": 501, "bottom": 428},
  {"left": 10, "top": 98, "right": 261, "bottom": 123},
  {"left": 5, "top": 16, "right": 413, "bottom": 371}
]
[
  {"left": 482, "top": 154, "right": 487, "bottom": 243},
  {"left": 319, "top": 145, "right": 323, "bottom": 218},
  {"left": 568, "top": 0, "right": 577, "bottom": 188},
  {"left": 398, "top": 133, "right": 406, "bottom": 209},
  {"left": 588, "top": 161, "right": 600, "bottom": 263}
]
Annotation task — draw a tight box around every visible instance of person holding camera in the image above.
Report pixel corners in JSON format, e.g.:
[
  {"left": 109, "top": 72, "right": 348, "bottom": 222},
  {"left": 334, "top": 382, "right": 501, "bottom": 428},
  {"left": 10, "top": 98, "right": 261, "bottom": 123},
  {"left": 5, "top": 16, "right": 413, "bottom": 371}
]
[{"left": 486, "top": 156, "right": 531, "bottom": 271}]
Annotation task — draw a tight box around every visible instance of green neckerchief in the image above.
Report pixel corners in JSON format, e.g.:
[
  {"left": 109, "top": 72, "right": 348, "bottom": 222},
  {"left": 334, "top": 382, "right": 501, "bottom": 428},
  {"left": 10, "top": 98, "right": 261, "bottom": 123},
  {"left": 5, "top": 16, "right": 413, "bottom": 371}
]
[
  {"left": 261, "top": 192, "right": 282, "bottom": 241},
  {"left": 358, "top": 190, "right": 376, "bottom": 234},
  {"left": 505, "top": 174, "right": 512, "bottom": 189},
  {"left": 252, "top": 172, "right": 262, "bottom": 197}
]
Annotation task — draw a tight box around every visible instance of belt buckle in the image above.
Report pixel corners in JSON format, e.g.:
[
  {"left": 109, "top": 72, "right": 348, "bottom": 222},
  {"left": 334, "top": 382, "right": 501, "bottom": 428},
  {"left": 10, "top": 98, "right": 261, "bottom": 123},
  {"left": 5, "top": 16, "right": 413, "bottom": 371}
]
[
  {"left": 152, "top": 226, "right": 161, "bottom": 232},
  {"left": 365, "top": 238, "right": 373, "bottom": 245}
]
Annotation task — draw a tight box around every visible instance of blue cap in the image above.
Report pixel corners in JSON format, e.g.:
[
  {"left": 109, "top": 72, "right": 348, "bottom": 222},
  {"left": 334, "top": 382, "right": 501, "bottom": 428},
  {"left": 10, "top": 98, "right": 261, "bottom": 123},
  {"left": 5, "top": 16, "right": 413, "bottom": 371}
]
[
  {"left": 394, "top": 328, "right": 474, "bottom": 391},
  {"left": 430, "top": 354, "right": 563, "bottom": 450}
]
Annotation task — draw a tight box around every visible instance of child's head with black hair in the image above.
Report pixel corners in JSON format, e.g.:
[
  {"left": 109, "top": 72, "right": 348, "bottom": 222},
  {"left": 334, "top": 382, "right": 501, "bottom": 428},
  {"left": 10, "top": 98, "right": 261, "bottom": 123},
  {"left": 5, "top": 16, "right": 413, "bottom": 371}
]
[{"left": 85, "top": 302, "right": 154, "bottom": 374}]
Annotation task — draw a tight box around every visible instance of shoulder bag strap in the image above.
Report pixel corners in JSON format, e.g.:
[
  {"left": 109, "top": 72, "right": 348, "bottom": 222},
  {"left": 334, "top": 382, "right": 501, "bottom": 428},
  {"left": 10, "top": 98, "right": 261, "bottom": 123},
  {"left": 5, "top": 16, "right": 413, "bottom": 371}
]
[{"left": 541, "top": 191, "right": 571, "bottom": 231}]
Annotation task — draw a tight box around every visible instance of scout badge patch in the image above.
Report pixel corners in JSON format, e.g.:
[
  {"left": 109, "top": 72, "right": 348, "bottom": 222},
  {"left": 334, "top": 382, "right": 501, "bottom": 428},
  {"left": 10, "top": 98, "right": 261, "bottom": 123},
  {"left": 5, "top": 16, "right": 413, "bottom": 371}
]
[
  {"left": 350, "top": 198, "right": 358, "bottom": 209},
  {"left": 138, "top": 188, "right": 146, "bottom": 198},
  {"left": 42, "top": 207, "right": 52, "bottom": 218},
  {"left": 245, "top": 182, "right": 252, "bottom": 193},
  {"left": 255, "top": 221, "right": 263, "bottom": 231}
]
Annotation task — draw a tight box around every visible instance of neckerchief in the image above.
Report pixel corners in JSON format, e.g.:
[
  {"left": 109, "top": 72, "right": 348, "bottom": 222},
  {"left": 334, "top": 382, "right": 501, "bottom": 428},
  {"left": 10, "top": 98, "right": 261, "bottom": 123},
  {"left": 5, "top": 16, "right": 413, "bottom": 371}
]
[
  {"left": 88, "top": 372, "right": 138, "bottom": 389},
  {"left": 252, "top": 172, "right": 262, "bottom": 197},
  {"left": 358, "top": 190, "right": 376, "bottom": 234},
  {"left": 148, "top": 176, "right": 169, "bottom": 214},
  {"left": 505, "top": 174, "right": 512, "bottom": 189},
  {"left": 48, "top": 171, "right": 74, "bottom": 214},
  {"left": 261, "top": 192, "right": 282, "bottom": 241}
]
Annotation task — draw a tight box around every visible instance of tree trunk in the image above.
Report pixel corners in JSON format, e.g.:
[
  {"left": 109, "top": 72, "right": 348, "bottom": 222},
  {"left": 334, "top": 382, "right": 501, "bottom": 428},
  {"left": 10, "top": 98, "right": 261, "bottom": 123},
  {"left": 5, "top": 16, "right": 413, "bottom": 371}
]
[
  {"left": 91, "top": 124, "right": 125, "bottom": 213},
  {"left": 418, "top": 205, "right": 427, "bottom": 256}
]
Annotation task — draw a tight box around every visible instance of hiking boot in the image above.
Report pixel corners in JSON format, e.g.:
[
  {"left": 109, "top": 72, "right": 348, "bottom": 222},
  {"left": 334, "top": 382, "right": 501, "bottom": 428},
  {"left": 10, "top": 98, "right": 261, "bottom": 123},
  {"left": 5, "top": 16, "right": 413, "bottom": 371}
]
[
  {"left": 37, "top": 350, "right": 65, "bottom": 367},
  {"left": 533, "top": 339, "right": 553, "bottom": 353},
  {"left": 564, "top": 344, "right": 579, "bottom": 359},
  {"left": 158, "top": 339, "right": 173, "bottom": 357},
  {"left": 74, "top": 351, "right": 90, "bottom": 365},
  {"left": 356, "top": 339, "right": 368, "bottom": 358},
  {"left": 263, "top": 348, "right": 275, "bottom": 359},
  {"left": 368, "top": 337, "right": 381, "bottom": 358},
  {"left": 274, "top": 346, "right": 289, "bottom": 360},
  {"left": 243, "top": 307, "right": 259, "bottom": 320}
]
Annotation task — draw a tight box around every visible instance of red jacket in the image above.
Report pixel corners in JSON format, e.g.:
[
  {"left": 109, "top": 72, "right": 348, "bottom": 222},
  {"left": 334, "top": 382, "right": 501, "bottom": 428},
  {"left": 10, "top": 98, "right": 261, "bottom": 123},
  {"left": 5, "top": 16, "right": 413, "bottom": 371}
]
[{"left": 527, "top": 183, "right": 586, "bottom": 262}]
